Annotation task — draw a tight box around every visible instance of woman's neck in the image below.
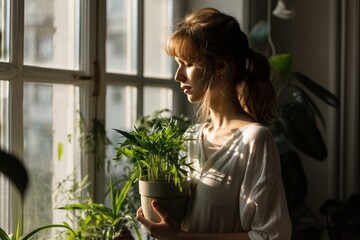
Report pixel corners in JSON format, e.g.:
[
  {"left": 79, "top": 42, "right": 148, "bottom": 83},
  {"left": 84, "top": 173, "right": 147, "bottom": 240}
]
[{"left": 208, "top": 95, "right": 254, "bottom": 129}]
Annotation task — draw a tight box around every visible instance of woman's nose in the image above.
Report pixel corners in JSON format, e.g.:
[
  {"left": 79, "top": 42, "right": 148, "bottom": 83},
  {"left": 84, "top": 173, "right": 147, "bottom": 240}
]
[{"left": 174, "top": 67, "right": 186, "bottom": 83}]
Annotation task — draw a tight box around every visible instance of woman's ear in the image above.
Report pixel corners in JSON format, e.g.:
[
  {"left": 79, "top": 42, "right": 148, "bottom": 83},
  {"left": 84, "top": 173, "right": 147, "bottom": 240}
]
[{"left": 216, "top": 60, "right": 226, "bottom": 75}]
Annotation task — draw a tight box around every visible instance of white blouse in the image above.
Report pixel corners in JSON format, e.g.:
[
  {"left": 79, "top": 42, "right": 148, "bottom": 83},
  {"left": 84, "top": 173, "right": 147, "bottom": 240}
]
[{"left": 182, "top": 123, "right": 292, "bottom": 240}]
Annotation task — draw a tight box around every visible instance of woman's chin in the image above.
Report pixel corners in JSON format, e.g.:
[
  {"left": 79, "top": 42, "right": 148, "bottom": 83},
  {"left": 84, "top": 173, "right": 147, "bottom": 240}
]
[{"left": 187, "top": 95, "right": 201, "bottom": 104}]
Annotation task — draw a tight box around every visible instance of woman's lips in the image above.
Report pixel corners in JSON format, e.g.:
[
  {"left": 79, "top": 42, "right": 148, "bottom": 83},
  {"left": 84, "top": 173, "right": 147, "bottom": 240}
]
[{"left": 181, "top": 85, "right": 191, "bottom": 94}]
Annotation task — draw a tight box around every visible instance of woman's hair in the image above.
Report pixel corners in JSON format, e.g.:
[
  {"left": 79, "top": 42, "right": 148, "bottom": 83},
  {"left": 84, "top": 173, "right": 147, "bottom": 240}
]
[{"left": 167, "top": 7, "right": 276, "bottom": 125}]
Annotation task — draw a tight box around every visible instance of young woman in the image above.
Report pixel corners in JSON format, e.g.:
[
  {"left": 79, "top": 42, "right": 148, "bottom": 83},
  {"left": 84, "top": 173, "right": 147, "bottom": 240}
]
[{"left": 136, "top": 7, "right": 292, "bottom": 240}]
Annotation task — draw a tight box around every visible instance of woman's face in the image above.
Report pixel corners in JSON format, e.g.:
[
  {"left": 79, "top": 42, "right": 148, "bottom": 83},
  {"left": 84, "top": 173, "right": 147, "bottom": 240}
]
[{"left": 174, "top": 57, "right": 207, "bottom": 103}]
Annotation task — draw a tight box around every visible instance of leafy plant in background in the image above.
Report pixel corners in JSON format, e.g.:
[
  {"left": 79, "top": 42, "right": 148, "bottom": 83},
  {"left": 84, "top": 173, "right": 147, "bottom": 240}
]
[
  {"left": 269, "top": 53, "right": 339, "bottom": 210},
  {"left": 59, "top": 176, "right": 141, "bottom": 240},
  {"left": 0, "top": 216, "right": 75, "bottom": 240},
  {"left": 134, "top": 109, "right": 191, "bottom": 134},
  {"left": 58, "top": 111, "right": 112, "bottom": 170},
  {"left": 249, "top": 21, "right": 340, "bottom": 239},
  {"left": 53, "top": 174, "right": 92, "bottom": 236}
]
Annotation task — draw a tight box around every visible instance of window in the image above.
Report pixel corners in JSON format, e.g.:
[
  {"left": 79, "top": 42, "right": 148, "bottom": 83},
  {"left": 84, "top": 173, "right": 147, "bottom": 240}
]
[
  {"left": 23, "top": 83, "right": 81, "bottom": 231},
  {"left": 0, "top": 80, "right": 10, "bottom": 229},
  {"left": 0, "top": 0, "right": 184, "bottom": 236},
  {"left": 104, "top": 0, "right": 179, "bottom": 191},
  {"left": 24, "top": 0, "right": 80, "bottom": 69}
]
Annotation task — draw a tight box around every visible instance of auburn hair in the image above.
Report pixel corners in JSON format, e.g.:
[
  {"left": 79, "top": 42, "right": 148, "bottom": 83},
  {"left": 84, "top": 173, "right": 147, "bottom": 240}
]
[{"left": 167, "top": 8, "right": 276, "bottom": 125}]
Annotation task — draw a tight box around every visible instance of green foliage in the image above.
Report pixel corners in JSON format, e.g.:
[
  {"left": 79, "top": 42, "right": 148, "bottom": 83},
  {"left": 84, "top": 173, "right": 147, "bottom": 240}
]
[
  {"left": 114, "top": 112, "right": 193, "bottom": 191},
  {"left": 268, "top": 53, "right": 339, "bottom": 239},
  {"left": 57, "top": 142, "right": 64, "bottom": 161},
  {"left": 58, "top": 111, "right": 112, "bottom": 169},
  {"left": 269, "top": 53, "right": 339, "bottom": 162},
  {"left": 77, "top": 112, "right": 112, "bottom": 170},
  {"left": 0, "top": 216, "right": 75, "bottom": 240},
  {"left": 59, "top": 176, "right": 140, "bottom": 240},
  {"left": 135, "top": 109, "right": 191, "bottom": 134},
  {"left": 249, "top": 21, "right": 340, "bottom": 239},
  {"left": 268, "top": 53, "right": 339, "bottom": 215}
]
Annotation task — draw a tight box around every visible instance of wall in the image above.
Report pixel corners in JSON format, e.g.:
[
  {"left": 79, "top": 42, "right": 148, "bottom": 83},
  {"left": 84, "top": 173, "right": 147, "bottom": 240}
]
[
  {"left": 272, "top": 0, "right": 340, "bottom": 221},
  {"left": 185, "top": 0, "right": 249, "bottom": 32},
  {"left": 256, "top": 0, "right": 359, "bottom": 222}
]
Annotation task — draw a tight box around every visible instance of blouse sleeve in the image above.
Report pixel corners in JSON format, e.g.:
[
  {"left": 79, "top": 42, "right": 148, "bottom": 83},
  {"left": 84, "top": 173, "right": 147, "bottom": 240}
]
[{"left": 239, "top": 127, "right": 292, "bottom": 240}]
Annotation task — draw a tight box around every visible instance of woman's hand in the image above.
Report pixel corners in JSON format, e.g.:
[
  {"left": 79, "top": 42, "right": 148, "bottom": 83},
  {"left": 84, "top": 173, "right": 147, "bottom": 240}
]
[{"left": 136, "top": 200, "right": 184, "bottom": 240}]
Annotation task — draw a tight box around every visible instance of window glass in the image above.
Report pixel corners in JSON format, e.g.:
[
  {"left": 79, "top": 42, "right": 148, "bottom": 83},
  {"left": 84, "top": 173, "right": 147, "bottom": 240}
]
[
  {"left": 24, "top": 0, "right": 80, "bottom": 70},
  {"left": 143, "top": 86, "right": 173, "bottom": 115},
  {"left": 105, "top": 84, "right": 137, "bottom": 163},
  {"left": 23, "top": 82, "right": 81, "bottom": 233},
  {"left": 0, "top": 80, "right": 9, "bottom": 231},
  {"left": 0, "top": 1, "right": 10, "bottom": 62},
  {"left": 143, "top": 0, "right": 173, "bottom": 78},
  {"left": 106, "top": 0, "right": 138, "bottom": 74}
]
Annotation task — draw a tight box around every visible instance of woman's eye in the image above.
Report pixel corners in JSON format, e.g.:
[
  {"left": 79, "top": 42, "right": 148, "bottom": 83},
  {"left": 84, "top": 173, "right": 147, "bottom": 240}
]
[{"left": 184, "top": 62, "right": 193, "bottom": 68}]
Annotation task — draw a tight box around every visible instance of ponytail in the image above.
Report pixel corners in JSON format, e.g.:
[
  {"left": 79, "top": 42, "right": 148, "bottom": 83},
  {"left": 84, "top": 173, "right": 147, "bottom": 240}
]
[
  {"left": 241, "top": 50, "right": 276, "bottom": 125},
  {"left": 167, "top": 8, "right": 276, "bottom": 125}
]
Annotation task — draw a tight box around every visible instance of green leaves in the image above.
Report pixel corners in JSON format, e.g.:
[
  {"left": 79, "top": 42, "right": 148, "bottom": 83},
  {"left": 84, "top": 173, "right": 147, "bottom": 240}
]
[
  {"left": 294, "top": 71, "right": 340, "bottom": 108},
  {"left": 275, "top": 92, "right": 328, "bottom": 160},
  {"left": 270, "top": 53, "right": 340, "bottom": 161},
  {"left": 269, "top": 53, "right": 293, "bottom": 77},
  {"left": 59, "top": 175, "right": 140, "bottom": 239},
  {"left": 0, "top": 216, "right": 76, "bottom": 240},
  {"left": 113, "top": 116, "right": 192, "bottom": 190}
]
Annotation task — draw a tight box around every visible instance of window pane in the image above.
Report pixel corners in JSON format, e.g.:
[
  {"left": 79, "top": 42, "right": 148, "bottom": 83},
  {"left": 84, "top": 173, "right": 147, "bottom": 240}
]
[
  {"left": 24, "top": 0, "right": 80, "bottom": 70},
  {"left": 143, "top": 86, "right": 173, "bottom": 116},
  {"left": 0, "top": 1, "right": 10, "bottom": 62},
  {"left": 0, "top": 80, "right": 10, "bottom": 231},
  {"left": 23, "top": 83, "right": 81, "bottom": 233},
  {"left": 106, "top": 0, "right": 137, "bottom": 74},
  {"left": 105, "top": 84, "right": 145, "bottom": 237},
  {"left": 105, "top": 84, "right": 137, "bottom": 154},
  {"left": 143, "top": 0, "right": 173, "bottom": 78},
  {"left": 105, "top": 84, "right": 136, "bottom": 185}
]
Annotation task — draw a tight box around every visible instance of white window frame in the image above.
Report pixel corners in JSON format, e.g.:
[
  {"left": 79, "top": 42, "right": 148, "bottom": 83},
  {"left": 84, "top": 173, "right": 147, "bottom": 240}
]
[{"left": 1, "top": 0, "right": 187, "bottom": 233}]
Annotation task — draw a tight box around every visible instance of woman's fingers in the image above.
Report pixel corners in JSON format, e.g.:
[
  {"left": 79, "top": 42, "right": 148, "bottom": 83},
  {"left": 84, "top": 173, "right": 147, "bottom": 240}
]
[
  {"left": 151, "top": 201, "right": 167, "bottom": 220},
  {"left": 151, "top": 201, "right": 179, "bottom": 229},
  {"left": 136, "top": 203, "right": 182, "bottom": 240},
  {"left": 136, "top": 207, "right": 151, "bottom": 227}
]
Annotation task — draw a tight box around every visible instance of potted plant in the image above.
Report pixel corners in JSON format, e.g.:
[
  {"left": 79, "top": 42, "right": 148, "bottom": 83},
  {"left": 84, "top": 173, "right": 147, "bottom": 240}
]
[
  {"left": 58, "top": 175, "right": 141, "bottom": 240},
  {"left": 113, "top": 115, "right": 193, "bottom": 224}
]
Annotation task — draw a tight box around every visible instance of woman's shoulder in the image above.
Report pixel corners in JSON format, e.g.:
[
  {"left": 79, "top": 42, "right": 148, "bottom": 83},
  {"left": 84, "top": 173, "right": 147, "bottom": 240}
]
[
  {"left": 185, "top": 123, "right": 206, "bottom": 139},
  {"left": 186, "top": 123, "right": 206, "bottom": 133},
  {"left": 240, "top": 123, "right": 273, "bottom": 142}
]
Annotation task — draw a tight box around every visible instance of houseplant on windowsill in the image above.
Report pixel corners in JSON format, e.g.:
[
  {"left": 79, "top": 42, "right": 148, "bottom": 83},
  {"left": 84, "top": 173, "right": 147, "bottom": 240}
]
[
  {"left": 113, "top": 116, "right": 193, "bottom": 224},
  {"left": 0, "top": 217, "right": 76, "bottom": 240},
  {"left": 59, "top": 176, "right": 141, "bottom": 240}
]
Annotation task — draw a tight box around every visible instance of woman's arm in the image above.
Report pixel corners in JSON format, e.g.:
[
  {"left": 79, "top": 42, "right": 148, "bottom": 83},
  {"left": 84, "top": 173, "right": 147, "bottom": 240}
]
[{"left": 136, "top": 201, "right": 250, "bottom": 240}]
